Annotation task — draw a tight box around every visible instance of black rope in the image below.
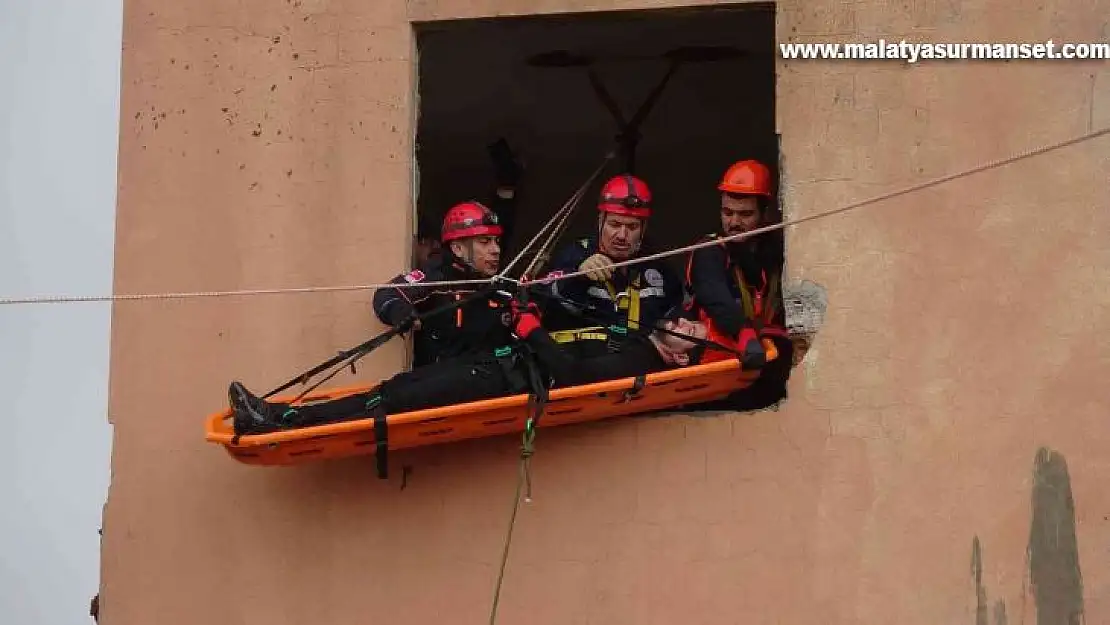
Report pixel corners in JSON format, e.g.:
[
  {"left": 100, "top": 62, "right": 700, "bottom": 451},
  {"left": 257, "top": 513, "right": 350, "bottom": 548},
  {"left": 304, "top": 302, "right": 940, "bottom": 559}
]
[{"left": 262, "top": 282, "right": 502, "bottom": 400}]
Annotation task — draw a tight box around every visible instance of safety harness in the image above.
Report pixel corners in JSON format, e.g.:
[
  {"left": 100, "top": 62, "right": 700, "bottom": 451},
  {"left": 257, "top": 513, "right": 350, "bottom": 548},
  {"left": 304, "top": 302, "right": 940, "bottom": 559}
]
[
  {"left": 549, "top": 273, "right": 643, "bottom": 353},
  {"left": 734, "top": 266, "right": 783, "bottom": 335},
  {"left": 684, "top": 234, "right": 785, "bottom": 334},
  {"left": 531, "top": 288, "right": 762, "bottom": 369}
]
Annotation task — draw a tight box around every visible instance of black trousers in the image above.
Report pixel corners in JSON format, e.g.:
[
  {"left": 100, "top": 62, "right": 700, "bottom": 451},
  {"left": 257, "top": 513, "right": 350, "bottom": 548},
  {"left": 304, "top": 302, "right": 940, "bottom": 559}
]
[{"left": 281, "top": 352, "right": 526, "bottom": 428}]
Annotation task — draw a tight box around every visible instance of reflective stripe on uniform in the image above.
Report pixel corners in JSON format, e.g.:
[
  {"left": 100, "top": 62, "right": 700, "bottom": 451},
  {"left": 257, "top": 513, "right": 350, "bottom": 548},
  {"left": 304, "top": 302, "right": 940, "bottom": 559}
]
[{"left": 549, "top": 326, "right": 610, "bottom": 343}]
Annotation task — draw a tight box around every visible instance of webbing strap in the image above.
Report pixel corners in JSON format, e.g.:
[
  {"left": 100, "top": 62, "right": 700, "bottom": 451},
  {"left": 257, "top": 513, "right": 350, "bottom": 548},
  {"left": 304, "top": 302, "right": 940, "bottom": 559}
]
[
  {"left": 602, "top": 275, "right": 642, "bottom": 330},
  {"left": 370, "top": 398, "right": 388, "bottom": 479},
  {"left": 621, "top": 374, "right": 647, "bottom": 402},
  {"left": 522, "top": 350, "right": 550, "bottom": 422},
  {"left": 734, "top": 267, "right": 781, "bottom": 330}
]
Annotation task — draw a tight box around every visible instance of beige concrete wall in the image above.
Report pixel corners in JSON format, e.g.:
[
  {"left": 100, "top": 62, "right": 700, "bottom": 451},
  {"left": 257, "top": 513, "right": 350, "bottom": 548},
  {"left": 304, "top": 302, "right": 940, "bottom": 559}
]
[{"left": 103, "top": 1, "right": 1109, "bottom": 624}]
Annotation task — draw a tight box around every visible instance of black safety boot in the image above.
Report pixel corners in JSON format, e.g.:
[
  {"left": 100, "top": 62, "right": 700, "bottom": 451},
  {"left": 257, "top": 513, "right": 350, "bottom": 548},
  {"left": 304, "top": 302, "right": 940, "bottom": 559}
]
[{"left": 228, "top": 381, "right": 285, "bottom": 436}]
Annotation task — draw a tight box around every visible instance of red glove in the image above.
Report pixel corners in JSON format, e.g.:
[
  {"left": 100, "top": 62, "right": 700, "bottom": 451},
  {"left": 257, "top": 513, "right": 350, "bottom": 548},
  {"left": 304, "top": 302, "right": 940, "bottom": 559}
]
[
  {"left": 511, "top": 299, "right": 542, "bottom": 339},
  {"left": 737, "top": 326, "right": 767, "bottom": 370}
]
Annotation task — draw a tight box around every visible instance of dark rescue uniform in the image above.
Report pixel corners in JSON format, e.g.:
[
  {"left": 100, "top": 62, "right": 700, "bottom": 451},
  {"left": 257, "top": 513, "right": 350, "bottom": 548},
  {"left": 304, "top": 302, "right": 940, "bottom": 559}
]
[
  {"left": 540, "top": 236, "right": 684, "bottom": 358},
  {"left": 683, "top": 234, "right": 787, "bottom": 338},
  {"left": 683, "top": 233, "right": 793, "bottom": 410},
  {"left": 381, "top": 192, "right": 518, "bottom": 367},
  {"left": 372, "top": 254, "right": 514, "bottom": 367}
]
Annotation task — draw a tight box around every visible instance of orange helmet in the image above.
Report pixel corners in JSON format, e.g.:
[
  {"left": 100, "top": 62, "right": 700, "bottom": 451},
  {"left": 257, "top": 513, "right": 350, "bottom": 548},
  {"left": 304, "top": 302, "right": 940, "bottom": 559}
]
[
  {"left": 718, "top": 160, "right": 773, "bottom": 197},
  {"left": 598, "top": 174, "right": 652, "bottom": 219},
  {"left": 441, "top": 201, "right": 502, "bottom": 243}
]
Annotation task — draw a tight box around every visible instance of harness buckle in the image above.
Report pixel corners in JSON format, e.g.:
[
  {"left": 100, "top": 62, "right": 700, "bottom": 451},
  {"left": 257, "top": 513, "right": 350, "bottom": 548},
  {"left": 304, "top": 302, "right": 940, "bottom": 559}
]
[{"left": 606, "top": 324, "right": 627, "bottom": 353}]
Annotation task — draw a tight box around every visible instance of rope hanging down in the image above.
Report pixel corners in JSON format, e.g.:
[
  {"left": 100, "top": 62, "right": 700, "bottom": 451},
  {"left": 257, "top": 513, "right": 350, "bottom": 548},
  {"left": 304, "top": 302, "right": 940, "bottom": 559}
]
[
  {"left": 487, "top": 421, "right": 534, "bottom": 625},
  {"left": 1, "top": 125, "right": 1107, "bottom": 307}
]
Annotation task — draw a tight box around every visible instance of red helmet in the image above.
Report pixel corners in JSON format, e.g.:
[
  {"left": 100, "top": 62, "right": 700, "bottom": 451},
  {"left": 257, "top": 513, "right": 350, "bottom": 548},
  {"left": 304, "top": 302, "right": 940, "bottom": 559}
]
[
  {"left": 598, "top": 174, "right": 652, "bottom": 219},
  {"left": 441, "top": 201, "right": 502, "bottom": 243},
  {"left": 718, "top": 160, "right": 773, "bottom": 197}
]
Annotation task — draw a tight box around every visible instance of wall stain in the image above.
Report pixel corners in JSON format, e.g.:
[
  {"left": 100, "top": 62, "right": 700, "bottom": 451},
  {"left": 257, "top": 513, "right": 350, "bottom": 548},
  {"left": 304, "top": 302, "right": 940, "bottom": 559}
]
[
  {"left": 1027, "top": 447, "right": 1085, "bottom": 625},
  {"left": 972, "top": 536, "right": 988, "bottom": 625},
  {"left": 967, "top": 447, "right": 1085, "bottom": 625},
  {"left": 993, "top": 599, "right": 1008, "bottom": 625}
]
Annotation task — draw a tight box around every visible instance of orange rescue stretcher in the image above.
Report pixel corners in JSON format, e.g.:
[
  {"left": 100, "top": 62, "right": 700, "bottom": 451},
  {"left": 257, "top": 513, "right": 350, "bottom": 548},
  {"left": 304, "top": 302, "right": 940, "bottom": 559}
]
[{"left": 204, "top": 340, "right": 778, "bottom": 467}]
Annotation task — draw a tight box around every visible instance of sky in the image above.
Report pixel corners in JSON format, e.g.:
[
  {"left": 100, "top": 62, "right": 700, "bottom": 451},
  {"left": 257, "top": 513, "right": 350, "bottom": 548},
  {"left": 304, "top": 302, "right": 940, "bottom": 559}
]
[{"left": 0, "top": 0, "right": 122, "bottom": 623}]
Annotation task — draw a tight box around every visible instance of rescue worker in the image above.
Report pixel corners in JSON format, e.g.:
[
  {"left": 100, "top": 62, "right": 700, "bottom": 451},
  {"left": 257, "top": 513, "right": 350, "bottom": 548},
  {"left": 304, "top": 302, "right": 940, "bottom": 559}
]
[
  {"left": 227, "top": 303, "right": 711, "bottom": 435},
  {"left": 682, "top": 158, "right": 793, "bottom": 410},
  {"left": 372, "top": 200, "right": 515, "bottom": 367},
  {"left": 539, "top": 174, "right": 684, "bottom": 358}
]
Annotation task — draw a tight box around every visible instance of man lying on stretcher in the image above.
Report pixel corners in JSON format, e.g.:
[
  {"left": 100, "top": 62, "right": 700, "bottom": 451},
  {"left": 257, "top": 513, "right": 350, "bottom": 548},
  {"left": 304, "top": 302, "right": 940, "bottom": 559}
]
[{"left": 227, "top": 296, "right": 711, "bottom": 436}]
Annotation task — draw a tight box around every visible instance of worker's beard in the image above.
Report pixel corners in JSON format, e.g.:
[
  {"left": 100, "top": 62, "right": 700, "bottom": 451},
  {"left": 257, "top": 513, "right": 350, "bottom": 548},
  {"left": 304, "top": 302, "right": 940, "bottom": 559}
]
[{"left": 724, "top": 220, "right": 762, "bottom": 239}]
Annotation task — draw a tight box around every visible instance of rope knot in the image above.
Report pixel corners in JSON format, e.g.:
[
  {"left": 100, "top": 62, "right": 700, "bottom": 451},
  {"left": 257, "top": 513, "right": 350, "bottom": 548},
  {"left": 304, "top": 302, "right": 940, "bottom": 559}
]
[{"left": 520, "top": 424, "right": 536, "bottom": 459}]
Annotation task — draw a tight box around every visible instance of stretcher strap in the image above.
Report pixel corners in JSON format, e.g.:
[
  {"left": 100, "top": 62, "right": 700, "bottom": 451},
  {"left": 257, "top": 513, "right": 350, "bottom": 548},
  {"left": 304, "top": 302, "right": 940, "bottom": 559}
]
[
  {"left": 621, "top": 374, "right": 647, "bottom": 402},
  {"left": 519, "top": 348, "right": 550, "bottom": 427},
  {"left": 370, "top": 399, "right": 388, "bottom": 480}
]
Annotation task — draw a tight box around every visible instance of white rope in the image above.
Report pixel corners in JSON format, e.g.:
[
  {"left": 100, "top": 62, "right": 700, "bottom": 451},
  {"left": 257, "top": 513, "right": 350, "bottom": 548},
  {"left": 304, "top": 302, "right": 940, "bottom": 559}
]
[
  {"left": 512, "top": 124, "right": 1110, "bottom": 284},
  {"left": 0, "top": 278, "right": 493, "bottom": 305},
  {"left": 2, "top": 126, "right": 1105, "bottom": 306},
  {"left": 497, "top": 150, "right": 616, "bottom": 280},
  {"left": 520, "top": 180, "right": 591, "bottom": 278}
]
